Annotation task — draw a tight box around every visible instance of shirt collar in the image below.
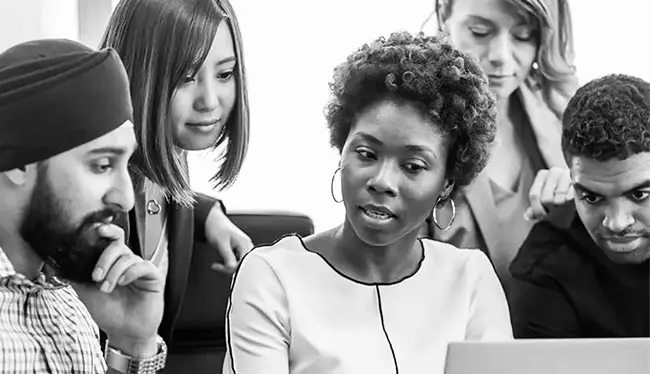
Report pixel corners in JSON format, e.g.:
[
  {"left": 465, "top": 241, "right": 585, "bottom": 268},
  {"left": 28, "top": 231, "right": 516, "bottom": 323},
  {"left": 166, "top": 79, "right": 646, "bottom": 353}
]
[
  {"left": 0, "top": 245, "right": 67, "bottom": 288},
  {"left": 0, "top": 245, "right": 18, "bottom": 279}
]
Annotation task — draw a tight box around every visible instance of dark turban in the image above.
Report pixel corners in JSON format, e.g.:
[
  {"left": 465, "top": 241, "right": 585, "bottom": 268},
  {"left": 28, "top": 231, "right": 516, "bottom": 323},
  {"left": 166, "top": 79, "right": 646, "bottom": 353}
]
[{"left": 0, "top": 39, "right": 133, "bottom": 171}]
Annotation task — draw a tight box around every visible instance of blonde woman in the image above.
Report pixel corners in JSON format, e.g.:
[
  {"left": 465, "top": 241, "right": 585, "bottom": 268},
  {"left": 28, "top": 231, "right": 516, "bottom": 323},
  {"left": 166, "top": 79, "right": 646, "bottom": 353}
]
[{"left": 420, "top": 0, "right": 579, "bottom": 282}]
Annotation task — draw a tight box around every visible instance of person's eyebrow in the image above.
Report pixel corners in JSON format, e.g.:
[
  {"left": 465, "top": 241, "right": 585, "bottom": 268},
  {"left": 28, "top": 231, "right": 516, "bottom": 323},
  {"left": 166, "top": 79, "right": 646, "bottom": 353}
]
[
  {"left": 216, "top": 56, "right": 236, "bottom": 66},
  {"left": 404, "top": 144, "right": 437, "bottom": 161},
  {"left": 87, "top": 143, "right": 138, "bottom": 156},
  {"left": 466, "top": 15, "right": 494, "bottom": 24},
  {"left": 354, "top": 132, "right": 383, "bottom": 146},
  {"left": 573, "top": 183, "right": 601, "bottom": 196},
  {"left": 355, "top": 132, "right": 438, "bottom": 160},
  {"left": 574, "top": 180, "right": 650, "bottom": 196},
  {"left": 88, "top": 147, "right": 128, "bottom": 155},
  {"left": 622, "top": 180, "right": 650, "bottom": 195}
]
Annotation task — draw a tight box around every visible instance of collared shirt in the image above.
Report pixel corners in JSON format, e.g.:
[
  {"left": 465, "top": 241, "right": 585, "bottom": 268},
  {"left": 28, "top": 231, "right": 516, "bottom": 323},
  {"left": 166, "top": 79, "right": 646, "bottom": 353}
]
[{"left": 0, "top": 246, "right": 106, "bottom": 373}]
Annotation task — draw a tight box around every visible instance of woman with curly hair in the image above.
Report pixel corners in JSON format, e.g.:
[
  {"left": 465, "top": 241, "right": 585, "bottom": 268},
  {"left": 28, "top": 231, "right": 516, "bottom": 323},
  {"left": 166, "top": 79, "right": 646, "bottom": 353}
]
[
  {"left": 223, "top": 31, "right": 512, "bottom": 374},
  {"left": 419, "top": 0, "right": 580, "bottom": 282}
]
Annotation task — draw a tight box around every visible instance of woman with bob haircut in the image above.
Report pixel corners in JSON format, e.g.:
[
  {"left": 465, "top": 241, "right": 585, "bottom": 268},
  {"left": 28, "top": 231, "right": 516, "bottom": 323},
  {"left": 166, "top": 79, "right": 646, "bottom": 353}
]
[
  {"left": 224, "top": 31, "right": 512, "bottom": 374},
  {"left": 99, "top": 0, "right": 251, "bottom": 361},
  {"left": 420, "top": 0, "right": 579, "bottom": 282}
]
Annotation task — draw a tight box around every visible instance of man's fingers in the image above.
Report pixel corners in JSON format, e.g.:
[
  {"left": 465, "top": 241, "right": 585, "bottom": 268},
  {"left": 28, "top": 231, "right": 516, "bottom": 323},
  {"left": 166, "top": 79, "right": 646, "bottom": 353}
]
[
  {"left": 92, "top": 241, "right": 132, "bottom": 283},
  {"left": 523, "top": 206, "right": 542, "bottom": 222},
  {"left": 96, "top": 223, "right": 126, "bottom": 242},
  {"left": 567, "top": 185, "right": 576, "bottom": 200},
  {"left": 100, "top": 254, "right": 141, "bottom": 293},
  {"left": 89, "top": 223, "right": 129, "bottom": 282},
  {"left": 115, "top": 261, "right": 164, "bottom": 292},
  {"left": 526, "top": 167, "right": 574, "bottom": 222},
  {"left": 539, "top": 168, "right": 562, "bottom": 206},
  {"left": 552, "top": 169, "right": 573, "bottom": 205},
  {"left": 528, "top": 169, "right": 549, "bottom": 214}
]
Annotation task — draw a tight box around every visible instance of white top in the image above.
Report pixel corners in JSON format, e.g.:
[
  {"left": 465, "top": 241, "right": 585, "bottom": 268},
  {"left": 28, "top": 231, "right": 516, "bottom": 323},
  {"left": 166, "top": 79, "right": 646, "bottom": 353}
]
[
  {"left": 149, "top": 215, "right": 169, "bottom": 278},
  {"left": 223, "top": 235, "right": 513, "bottom": 374}
]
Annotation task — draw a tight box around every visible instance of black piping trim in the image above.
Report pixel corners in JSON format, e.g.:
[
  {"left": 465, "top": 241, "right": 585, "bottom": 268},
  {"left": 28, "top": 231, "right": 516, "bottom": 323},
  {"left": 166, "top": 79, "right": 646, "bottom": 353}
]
[
  {"left": 296, "top": 235, "right": 426, "bottom": 286},
  {"left": 376, "top": 286, "right": 399, "bottom": 373}
]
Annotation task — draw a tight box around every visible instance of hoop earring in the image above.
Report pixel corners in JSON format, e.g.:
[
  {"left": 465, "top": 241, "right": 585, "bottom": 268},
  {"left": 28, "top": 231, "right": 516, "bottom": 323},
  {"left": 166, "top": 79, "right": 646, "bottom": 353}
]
[
  {"left": 432, "top": 197, "right": 456, "bottom": 231},
  {"left": 330, "top": 167, "right": 342, "bottom": 203}
]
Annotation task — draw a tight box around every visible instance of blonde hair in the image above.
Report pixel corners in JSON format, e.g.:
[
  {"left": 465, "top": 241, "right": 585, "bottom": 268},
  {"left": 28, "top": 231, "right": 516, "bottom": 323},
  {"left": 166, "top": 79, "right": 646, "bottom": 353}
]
[{"left": 423, "top": 0, "right": 578, "bottom": 118}]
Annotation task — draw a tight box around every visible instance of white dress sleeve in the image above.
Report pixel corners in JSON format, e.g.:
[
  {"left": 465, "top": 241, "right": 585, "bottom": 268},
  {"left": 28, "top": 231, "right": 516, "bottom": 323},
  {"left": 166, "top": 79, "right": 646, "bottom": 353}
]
[
  {"left": 464, "top": 251, "right": 514, "bottom": 340},
  {"left": 223, "top": 251, "right": 291, "bottom": 374}
]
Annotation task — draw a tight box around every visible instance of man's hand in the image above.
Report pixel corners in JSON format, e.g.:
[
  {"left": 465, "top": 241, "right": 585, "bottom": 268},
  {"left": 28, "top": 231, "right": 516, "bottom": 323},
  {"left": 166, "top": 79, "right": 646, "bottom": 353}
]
[
  {"left": 205, "top": 206, "right": 253, "bottom": 274},
  {"left": 525, "top": 166, "right": 575, "bottom": 222},
  {"left": 72, "top": 223, "right": 164, "bottom": 358}
]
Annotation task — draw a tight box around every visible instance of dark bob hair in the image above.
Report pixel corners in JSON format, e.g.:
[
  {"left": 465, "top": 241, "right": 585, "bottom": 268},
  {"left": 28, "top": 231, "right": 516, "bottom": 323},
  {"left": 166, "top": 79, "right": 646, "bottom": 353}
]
[{"left": 100, "top": 0, "right": 249, "bottom": 206}]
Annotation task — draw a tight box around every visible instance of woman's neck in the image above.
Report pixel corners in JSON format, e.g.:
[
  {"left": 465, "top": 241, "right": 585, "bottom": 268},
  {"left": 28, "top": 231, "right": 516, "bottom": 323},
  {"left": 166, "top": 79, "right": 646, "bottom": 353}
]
[
  {"left": 332, "top": 221, "right": 423, "bottom": 284},
  {"left": 495, "top": 94, "right": 520, "bottom": 139},
  {"left": 496, "top": 94, "right": 511, "bottom": 122}
]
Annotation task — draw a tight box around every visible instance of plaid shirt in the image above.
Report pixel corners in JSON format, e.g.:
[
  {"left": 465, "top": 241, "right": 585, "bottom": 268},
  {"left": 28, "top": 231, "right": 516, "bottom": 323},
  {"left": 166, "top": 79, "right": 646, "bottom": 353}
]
[{"left": 0, "top": 246, "right": 106, "bottom": 373}]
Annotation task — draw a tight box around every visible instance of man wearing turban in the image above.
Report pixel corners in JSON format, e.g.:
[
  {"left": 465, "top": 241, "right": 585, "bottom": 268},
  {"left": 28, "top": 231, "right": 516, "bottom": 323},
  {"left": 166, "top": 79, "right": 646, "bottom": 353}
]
[{"left": 0, "top": 39, "right": 166, "bottom": 373}]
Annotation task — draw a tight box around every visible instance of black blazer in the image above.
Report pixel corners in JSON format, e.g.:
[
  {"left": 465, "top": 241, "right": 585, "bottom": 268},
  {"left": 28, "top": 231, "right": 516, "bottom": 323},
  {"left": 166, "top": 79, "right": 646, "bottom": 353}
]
[{"left": 104, "top": 193, "right": 220, "bottom": 345}]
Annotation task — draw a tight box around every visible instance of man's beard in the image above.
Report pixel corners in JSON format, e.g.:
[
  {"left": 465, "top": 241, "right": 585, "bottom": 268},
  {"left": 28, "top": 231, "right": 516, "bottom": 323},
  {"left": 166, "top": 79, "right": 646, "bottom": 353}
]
[{"left": 19, "top": 169, "right": 124, "bottom": 284}]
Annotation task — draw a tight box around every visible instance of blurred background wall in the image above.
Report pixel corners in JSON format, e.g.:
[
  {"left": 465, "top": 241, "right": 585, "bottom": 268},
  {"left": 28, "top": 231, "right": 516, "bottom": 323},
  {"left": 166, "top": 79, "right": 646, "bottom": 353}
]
[{"left": 1, "top": 0, "right": 648, "bottom": 231}]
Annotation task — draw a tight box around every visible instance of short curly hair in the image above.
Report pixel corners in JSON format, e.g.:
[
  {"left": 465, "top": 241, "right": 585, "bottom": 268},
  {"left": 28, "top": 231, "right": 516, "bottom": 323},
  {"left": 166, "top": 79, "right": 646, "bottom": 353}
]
[
  {"left": 562, "top": 74, "right": 650, "bottom": 162},
  {"left": 325, "top": 31, "right": 496, "bottom": 191}
]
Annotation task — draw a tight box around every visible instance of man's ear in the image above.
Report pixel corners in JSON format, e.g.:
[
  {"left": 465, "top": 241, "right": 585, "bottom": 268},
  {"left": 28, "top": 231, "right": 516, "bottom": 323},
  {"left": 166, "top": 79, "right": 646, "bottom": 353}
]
[{"left": 3, "top": 164, "right": 34, "bottom": 186}]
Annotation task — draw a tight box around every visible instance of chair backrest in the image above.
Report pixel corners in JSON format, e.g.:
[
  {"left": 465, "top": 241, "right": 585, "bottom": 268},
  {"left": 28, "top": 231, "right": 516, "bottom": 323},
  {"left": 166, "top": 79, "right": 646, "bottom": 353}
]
[
  {"left": 444, "top": 338, "right": 650, "bottom": 374},
  {"left": 228, "top": 211, "right": 315, "bottom": 246}
]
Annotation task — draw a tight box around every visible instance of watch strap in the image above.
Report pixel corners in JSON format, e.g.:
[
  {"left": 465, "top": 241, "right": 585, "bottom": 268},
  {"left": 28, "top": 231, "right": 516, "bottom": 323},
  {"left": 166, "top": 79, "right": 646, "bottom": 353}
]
[{"left": 105, "top": 336, "right": 167, "bottom": 373}]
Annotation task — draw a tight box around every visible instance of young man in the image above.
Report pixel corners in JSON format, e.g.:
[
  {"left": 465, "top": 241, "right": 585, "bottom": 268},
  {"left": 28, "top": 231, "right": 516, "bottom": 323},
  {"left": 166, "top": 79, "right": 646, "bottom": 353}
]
[
  {"left": 0, "top": 39, "right": 166, "bottom": 373},
  {"left": 508, "top": 74, "right": 650, "bottom": 338}
]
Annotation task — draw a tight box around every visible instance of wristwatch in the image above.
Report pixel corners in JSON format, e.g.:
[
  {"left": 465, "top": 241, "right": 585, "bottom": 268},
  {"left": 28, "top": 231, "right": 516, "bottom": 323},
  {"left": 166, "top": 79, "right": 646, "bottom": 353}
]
[{"left": 105, "top": 335, "right": 167, "bottom": 373}]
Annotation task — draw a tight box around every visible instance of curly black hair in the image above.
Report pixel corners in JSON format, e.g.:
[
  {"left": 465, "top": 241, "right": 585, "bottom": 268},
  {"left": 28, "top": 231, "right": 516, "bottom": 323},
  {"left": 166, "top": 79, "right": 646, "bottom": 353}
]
[
  {"left": 325, "top": 31, "right": 496, "bottom": 191},
  {"left": 562, "top": 74, "right": 650, "bottom": 162}
]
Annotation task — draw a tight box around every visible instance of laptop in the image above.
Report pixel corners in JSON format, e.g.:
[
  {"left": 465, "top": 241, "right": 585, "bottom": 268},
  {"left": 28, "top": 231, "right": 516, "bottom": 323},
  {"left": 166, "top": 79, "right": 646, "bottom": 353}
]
[{"left": 444, "top": 338, "right": 650, "bottom": 374}]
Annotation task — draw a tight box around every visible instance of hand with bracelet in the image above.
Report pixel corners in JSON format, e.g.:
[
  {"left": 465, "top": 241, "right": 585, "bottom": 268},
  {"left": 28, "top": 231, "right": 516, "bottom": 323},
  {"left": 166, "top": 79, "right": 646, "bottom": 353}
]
[{"left": 72, "top": 223, "right": 167, "bottom": 373}]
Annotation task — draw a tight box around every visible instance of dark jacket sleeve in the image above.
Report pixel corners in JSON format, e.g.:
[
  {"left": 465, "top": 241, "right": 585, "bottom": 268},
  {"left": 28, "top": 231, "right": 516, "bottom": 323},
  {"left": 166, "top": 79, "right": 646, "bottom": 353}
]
[
  {"left": 508, "top": 276, "right": 582, "bottom": 338},
  {"left": 193, "top": 192, "right": 226, "bottom": 243},
  {"left": 508, "top": 205, "right": 584, "bottom": 338}
]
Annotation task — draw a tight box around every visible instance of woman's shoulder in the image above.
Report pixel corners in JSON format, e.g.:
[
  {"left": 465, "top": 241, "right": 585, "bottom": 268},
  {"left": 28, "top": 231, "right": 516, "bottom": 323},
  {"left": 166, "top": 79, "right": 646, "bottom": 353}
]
[
  {"left": 240, "top": 234, "right": 314, "bottom": 271},
  {"left": 418, "top": 238, "right": 503, "bottom": 300},
  {"left": 233, "top": 234, "right": 335, "bottom": 297},
  {"left": 418, "top": 237, "right": 493, "bottom": 273}
]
